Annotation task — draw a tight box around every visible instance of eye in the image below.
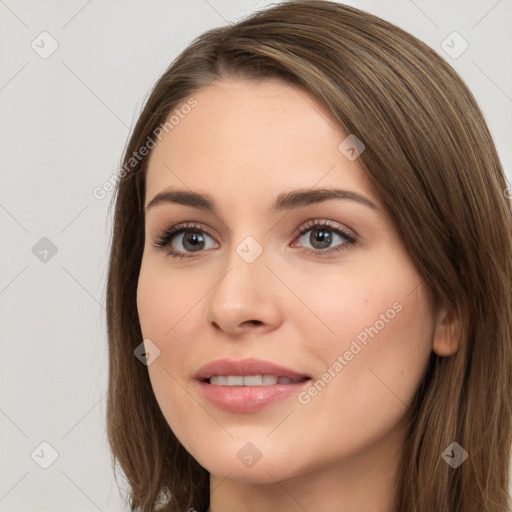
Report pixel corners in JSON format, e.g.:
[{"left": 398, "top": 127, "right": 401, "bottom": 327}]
[
  {"left": 292, "top": 219, "right": 356, "bottom": 256},
  {"left": 153, "top": 219, "right": 357, "bottom": 260},
  {"left": 154, "top": 222, "right": 218, "bottom": 259}
]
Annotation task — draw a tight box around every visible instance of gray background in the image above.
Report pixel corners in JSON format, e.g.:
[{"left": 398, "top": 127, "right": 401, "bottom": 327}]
[{"left": 1, "top": 0, "right": 511, "bottom": 510}]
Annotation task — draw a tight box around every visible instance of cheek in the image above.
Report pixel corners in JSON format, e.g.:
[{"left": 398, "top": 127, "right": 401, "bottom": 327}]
[
  {"left": 137, "top": 259, "right": 203, "bottom": 342},
  {"left": 136, "top": 261, "right": 207, "bottom": 446},
  {"left": 136, "top": 260, "right": 201, "bottom": 389},
  {"left": 296, "top": 259, "right": 435, "bottom": 436}
]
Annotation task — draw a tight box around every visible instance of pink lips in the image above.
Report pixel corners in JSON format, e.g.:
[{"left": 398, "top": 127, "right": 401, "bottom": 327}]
[{"left": 195, "top": 357, "right": 311, "bottom": 413}]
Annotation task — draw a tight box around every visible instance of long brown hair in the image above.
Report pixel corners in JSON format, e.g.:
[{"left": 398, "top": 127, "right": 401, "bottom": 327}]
[{"left": 105, "top": 1, "right": 512, "bottom": 510}]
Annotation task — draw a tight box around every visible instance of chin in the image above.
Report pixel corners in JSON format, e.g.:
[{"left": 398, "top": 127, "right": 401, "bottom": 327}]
[
  {"left": 187, "top": 436, "right": 313, "bottom": 484},
  {"left": 201, "top": 457, "right": 305, "bottom": 484}
]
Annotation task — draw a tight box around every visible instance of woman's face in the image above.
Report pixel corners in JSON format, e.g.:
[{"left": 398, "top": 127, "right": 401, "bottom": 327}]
[{"left": 137, "top": 78, "right": 441, "bottom": 483}]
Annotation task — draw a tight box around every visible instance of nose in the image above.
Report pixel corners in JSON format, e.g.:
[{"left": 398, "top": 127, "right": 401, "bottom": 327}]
[{"left": 204, "top": 244, "right": 283, "bottom": 337}]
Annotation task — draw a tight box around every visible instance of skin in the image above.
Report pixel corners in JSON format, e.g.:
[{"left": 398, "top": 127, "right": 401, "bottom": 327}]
[{"left": 136, "top": 78, "right": 460, "bottom": 512}]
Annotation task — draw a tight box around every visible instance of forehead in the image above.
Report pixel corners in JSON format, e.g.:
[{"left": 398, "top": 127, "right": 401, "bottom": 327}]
[{"left": 144, "top": 79, "right": 378, "bottom": 211}]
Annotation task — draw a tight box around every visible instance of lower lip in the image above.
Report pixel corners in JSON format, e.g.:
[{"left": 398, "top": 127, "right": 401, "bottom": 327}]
[{"left": 197, "top": 379, "right": 311, "bottom": 413}]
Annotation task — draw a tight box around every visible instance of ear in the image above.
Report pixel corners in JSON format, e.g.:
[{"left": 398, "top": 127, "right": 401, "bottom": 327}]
[{"left": 432, "top": 305, "right": 462, "bottom": 357}]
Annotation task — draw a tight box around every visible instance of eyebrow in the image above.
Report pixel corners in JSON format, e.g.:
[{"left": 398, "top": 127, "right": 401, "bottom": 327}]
[{"left": 145, "top": 187, "right": 381, "bottom": 215}]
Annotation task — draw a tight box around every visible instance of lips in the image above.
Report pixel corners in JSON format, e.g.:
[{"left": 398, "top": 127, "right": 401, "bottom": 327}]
[{"left": 194, "top": 358, "right": 312, "bottom": 413}]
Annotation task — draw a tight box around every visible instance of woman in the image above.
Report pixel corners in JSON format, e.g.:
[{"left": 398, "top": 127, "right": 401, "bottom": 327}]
[{"left": 105, "top": 1, "right": 512, "bottom": 511}]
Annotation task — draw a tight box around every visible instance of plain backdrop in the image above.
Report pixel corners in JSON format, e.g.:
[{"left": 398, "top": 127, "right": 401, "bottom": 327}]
[{"left": 1, "top": 0, "right": 511, "bottom": 510}]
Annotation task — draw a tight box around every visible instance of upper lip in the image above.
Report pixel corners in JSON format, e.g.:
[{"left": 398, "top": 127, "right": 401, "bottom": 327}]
[{"left": 195, "top": 358, "right": 311, "bottom": 381}]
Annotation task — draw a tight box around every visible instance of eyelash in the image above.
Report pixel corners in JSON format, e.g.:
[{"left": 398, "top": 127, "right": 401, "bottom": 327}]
[{"left": 153, "top": 219, "right": 357, "bottom": 260}]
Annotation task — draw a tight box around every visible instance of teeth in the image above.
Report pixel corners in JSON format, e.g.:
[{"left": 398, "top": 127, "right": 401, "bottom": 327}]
[
  {"left": 208, "top": 375, "right": 303, "bottom": 386},
  {"left": 263, "top": 375, "right": 278, "bottom": 385},
  {"left": 226, "top": 376, "right": 244, "bottom": 386},
  {"left": 244, "top": 375, "right": 263, "bottom": 386}
]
